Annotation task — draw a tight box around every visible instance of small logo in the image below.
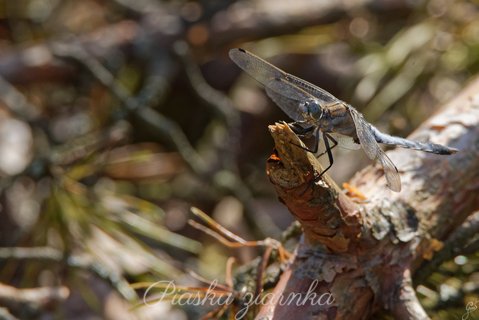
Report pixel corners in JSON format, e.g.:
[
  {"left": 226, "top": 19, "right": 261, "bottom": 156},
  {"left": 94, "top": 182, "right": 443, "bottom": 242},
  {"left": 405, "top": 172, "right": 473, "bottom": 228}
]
[{"left": 462, "top": 300, "right": 478, "bottom": 320}]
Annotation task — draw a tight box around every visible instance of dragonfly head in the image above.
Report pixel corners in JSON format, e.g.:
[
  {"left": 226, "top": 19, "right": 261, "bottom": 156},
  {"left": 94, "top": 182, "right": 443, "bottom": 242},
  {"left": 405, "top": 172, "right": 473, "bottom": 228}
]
[{"left": 301, "top": 100, "right": 323, "bottom": 123}]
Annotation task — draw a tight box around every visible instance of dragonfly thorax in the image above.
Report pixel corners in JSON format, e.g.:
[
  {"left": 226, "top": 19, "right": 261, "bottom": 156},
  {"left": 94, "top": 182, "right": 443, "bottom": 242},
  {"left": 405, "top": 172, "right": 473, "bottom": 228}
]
[{"left": 300, "top": 100, "right": 323, "bottom": 123}]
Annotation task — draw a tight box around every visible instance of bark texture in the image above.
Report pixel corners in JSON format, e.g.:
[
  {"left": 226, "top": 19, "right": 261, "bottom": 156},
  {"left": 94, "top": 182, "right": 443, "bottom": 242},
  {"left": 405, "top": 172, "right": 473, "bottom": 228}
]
[{"left": 257, "top": 77, "right": 479, "bottom": 319}]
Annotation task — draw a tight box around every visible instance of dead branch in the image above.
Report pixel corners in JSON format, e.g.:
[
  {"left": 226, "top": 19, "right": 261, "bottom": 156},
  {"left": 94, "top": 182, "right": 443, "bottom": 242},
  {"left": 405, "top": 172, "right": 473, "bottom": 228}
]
[
  {"left": 386, "top": 269, "right": 429, "bottom": 320},
  {"left": 201, "top": 0, "right": 412, "bottom": 48},
  {"left": 0, "top": 247, "right": 136, "bottom": 302},
  {"left": 259, "top": 76, "right": 479, "bottom": 319},
  {"left": 0, "top": 283, "right": 69, "bottom": 318},
  {"left": 51, "top": 36, "right": 277, "bottom": 238},
  {"left": 266, "top": 123, "right": 363, "bottom": 252},
  {"left": 0, "top": 20, "right": 138, "bottom": 84},
  {"left": 414, "top": 210, "right": 479, "bottom": 284},
  {"left": 0, "top": 1, "right": 413, "bottom": 85},
  {"left": 0, "top": 308, "right": 17, "bottom": 320}
]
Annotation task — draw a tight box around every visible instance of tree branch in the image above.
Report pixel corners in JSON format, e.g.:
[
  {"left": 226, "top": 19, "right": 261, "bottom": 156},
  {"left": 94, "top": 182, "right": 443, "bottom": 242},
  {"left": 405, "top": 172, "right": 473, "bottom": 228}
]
[
  {"left": 414, "top": 210, "right": 479, "bottom": 284},
  {"left": 259, "top": 75, "right": 479, "bottom": 318},
  {"left": 388, "top": 269, "right": 429, "bottom": 320},
  {"left": 0, "top": 1, "right": 413, "bottom": 85},
  {"left": 266, "top": 123, "right": 363, "bottom": 251},
  {"left": 0, "top": 283, "right": 69, "bottom": 318},
  {"left": 0, "top": 247, "right": 136, "bottom": 302}
]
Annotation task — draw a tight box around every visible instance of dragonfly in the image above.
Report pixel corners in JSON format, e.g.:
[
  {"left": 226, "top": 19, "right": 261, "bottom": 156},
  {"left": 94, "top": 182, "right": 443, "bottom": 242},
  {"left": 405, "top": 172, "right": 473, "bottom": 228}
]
[{"left": 229, "top": 48, "right": 458, "bottom": 192}]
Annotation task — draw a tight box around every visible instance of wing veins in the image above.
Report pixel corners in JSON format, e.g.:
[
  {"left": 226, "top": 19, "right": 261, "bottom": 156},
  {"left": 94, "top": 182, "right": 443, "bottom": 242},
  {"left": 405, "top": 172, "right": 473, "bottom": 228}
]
[
  {"left": 229, "top": 49, "right": 339, "bottom": 104},
  {"left": 348, "top": 106, "right": 401, "bottom": 192}
]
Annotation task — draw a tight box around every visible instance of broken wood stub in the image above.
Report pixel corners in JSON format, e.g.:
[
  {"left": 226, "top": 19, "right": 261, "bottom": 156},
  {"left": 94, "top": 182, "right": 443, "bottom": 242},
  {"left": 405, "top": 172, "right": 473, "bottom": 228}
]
[{"left": 266, "top": 123, "right": 364, "bottom": 253}]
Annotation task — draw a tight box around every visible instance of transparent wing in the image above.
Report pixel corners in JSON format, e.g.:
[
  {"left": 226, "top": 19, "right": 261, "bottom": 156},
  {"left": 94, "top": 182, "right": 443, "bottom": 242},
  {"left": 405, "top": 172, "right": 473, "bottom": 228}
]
[
  {"left": 229, "top": 48, "right": 339, "bottom": 104},
  {"left": 286, "top": 73, "right": 339, "bottom": 104},
  {"left": 229, "top": 48, "right": 285, "bottom": 88},
  {"left": 348, "top": 106, "right": 401, "bottom": 192},
  {"left": 264, "top": 87, "right": 305, "bottom": 122},
  {"left": 328, "top": 133, "right": 361, "bottom": 150},
  {"left": 264, "top": 77, "right": 318, "bottom": 122}
]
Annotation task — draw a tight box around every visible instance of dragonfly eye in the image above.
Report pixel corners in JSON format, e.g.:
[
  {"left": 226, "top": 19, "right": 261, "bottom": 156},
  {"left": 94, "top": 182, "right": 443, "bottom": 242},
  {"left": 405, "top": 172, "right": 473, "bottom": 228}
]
[{"left": 306, "top": 101, "right": 322, "bottom": 120}]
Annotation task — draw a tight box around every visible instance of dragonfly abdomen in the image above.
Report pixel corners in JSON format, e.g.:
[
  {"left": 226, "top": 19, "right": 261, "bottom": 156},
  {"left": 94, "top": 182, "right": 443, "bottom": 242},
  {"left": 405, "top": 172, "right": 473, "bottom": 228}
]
[{"left": 372, "top": 126, "right": 458, "bottom": 155}]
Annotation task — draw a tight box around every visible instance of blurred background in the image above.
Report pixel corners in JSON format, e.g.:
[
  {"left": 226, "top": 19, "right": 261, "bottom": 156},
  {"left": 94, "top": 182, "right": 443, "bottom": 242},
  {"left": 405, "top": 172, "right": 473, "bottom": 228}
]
[{"left": 0, "top": 0, "right": 478, "bottom": 319}]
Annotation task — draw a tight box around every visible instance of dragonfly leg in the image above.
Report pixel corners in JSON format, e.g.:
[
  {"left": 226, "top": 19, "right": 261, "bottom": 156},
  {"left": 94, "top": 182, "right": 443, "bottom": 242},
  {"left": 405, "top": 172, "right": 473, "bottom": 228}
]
[
  {"left": 297, "top": 133, "right": 335, "bottom": 195},
  {"left": 290, "top": 127, "right": 321, "bottom": 154},
  {"left": 315, "top": 133, "right": 337, "bottom": 179},
  {"left": 315, "top": 133, "right": 338, "bottom": 158},
  {"left": 288, "top": 122, "right": 314, "bottom": 137},
  {"left": 310, "top": 126, "right": 320, "bottom": 154}
]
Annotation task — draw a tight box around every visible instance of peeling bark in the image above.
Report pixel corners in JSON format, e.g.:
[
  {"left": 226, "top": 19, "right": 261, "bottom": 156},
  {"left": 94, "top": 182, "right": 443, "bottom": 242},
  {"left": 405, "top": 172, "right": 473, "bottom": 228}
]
[{"left": 258, "top": 76, "right": 479, "bottom": 319}]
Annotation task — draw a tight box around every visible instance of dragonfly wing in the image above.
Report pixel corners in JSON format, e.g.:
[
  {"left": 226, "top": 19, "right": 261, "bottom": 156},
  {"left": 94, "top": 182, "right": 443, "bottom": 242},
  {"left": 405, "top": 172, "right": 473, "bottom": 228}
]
[
  {"left": 348, "top": 106, "right": 401, "bottom": 192},
  {"left": 286, "top": 73, "right": 339, "bottom": 104},
  {"left": 265, "top": 87, "right": 305, "bottom": 122},
  {"left": 229, "top": 48, "right": 287, "bottom": 88},
  {"left": 230, "top": 49, "right": 319, "bottom": 122},
  {"left": 328, "top": 133, "right": 361, "bottom": 150},
  {"left": 377, "top": 151, "right": 402, "bottom": 192},
  {"left": 264, "top": 77, "right": 321, "bottom": 122},
  {"left": 229, "top": 48, "right": 340, "bottom": 105}
]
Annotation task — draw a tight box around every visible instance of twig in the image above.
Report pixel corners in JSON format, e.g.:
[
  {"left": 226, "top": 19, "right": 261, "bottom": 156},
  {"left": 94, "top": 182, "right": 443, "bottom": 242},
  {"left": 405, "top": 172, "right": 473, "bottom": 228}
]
[
  {"left": 414, "top": 211, "right": 479, "bottom": 284},
  {"left": 0, "top": 1, "right": 415, "bottom": 85},
  {"left": 191, "top": 207, "right": 247, "bottom": 244},
  {"left": 52, "top": 36, "right": 278, "bottom": 237},
  {"left": 50, "top": 41, "right": 136, "bottom": 111},
  {"left": 0, "top": 247, "right": 136, "bottom": 302},
  {"left": 188, "top": 208, "right": 291, "bottom": 260},
  {"left": 174, "top": 41, "right": 241, "bottom": 168},
  {"left": 462, "top": 237, "right": 479, "bottom": 255},
  {"left": 255, "top": 245, "right": 273, "bottom": 298},
  {"left": 0, "top": 76, "right": 38, "bottom": 121},
  {"left": 173, "top": 42, "right": 280, "bottom": 237},
  {"left": 135, "top": 107, "right": 208, "bottom": 174},
  {"left": 186, "top": 270, "right": 232, "bottom": 293},
  {"left": 389, "top": 270, "right": 430, "bottom": 320},
  {"left": 0, "top": 283, "right": 69, "bottom": 318},
  {"left": 225, "top": 257, "right": 236, "bottom": 290},
  {"left": 111, "top": 0, "right": 162, "bottom": 14},
  {"left": 0, "top": 308, "right": 18, "bottom": 320},
  {"left": 51, "top": 40, "right": 209, "bottom": 175},
  {"left": 0, "top": 247, "right": 62, "bottom": 262}
]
